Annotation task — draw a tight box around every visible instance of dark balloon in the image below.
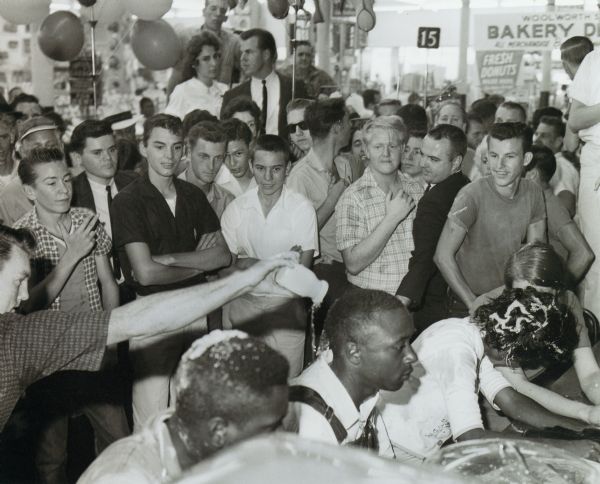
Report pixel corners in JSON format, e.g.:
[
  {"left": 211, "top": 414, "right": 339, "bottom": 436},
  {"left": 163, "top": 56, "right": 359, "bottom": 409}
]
[
  {"left": 78, "top": 0, "right": 97, "bottom": 6},
  {"left": 38, "top": 11, "right": 84, "bottom": 61},
  {"left": 131, "top": 19, "right": 182, "bottom": 70},
  {"left": 267, "top": 0, "right": 288, "bottom": 19}
]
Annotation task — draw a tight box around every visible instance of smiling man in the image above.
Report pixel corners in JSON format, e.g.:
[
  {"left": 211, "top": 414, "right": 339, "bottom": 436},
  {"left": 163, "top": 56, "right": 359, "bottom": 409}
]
[
  {"left": 435, "top": 122, "right": 546, "bottom": 317},
  {"left": 111, "top": 114, "right": 231, "bottom": 429}
]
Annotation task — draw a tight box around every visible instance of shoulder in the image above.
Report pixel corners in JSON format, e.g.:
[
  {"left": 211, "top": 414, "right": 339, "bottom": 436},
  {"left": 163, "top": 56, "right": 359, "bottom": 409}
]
[
  {"left": 285, "top": 188, "right": 315, "bottom": 211},
  {"left": 115, "top": 170, "right": 139, "bottom": 187},
  {"left": 224, "top": 81, "right": 250, "bottom": 98},
  {"left": 13, "top": 209, "right": 36, "bottom": 229}
]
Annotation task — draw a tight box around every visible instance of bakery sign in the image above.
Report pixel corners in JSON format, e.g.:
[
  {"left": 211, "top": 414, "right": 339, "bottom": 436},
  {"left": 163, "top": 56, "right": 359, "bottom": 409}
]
[{"left": 474, "top": 10, "right": 600, "bottom": 51}]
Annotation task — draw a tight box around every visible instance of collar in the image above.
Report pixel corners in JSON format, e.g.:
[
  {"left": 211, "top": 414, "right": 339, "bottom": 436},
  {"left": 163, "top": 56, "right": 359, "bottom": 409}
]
[
  {"left": 144, "top": 408, "right": 182, "bottom": 481},
  {"left": 86, "top": 174, "right": 116, "bottom": 190},
  {"left": 246, "top": 184, "right": 287, "bottom": 213},
  {"left": 303, "top": 149, "right": 328, "bottom": 173},
  {"left": 252, "top": 70, "right": 277, "bottom": 85}
]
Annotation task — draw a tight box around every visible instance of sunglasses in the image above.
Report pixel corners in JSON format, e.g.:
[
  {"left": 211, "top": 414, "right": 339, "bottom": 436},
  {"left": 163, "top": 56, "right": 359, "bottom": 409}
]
[{"left": 287, "top": 121, "right": 309, "bottom": 132}]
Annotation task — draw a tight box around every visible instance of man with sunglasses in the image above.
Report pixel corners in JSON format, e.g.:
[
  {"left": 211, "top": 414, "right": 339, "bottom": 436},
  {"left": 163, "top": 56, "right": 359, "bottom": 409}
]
[{"left": 286, "top": 98, "right": 313, "bottom": 163}]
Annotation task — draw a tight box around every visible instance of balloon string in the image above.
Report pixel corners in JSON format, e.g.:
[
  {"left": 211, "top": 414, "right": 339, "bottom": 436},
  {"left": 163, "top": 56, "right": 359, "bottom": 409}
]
[{"left": 92, "top": 21, "right": 135, "bottom": 78}]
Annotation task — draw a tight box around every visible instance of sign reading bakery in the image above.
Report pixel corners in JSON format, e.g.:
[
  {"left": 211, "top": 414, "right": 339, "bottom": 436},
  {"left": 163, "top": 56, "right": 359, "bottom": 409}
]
[{"left": 474, "top": 10, "right": 600, "bottom": 51}]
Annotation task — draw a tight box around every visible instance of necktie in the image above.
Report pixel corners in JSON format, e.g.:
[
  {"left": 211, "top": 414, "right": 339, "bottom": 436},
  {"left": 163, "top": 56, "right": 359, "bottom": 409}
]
[
  {"left": 261, "top": 79, "right": 268, "bottom": 134},
  {"left": 106, "top": 185, "right": 121, "bottom": 279},
  {"left": 425, "top": 184, "right": 432, "bottom": 193}
]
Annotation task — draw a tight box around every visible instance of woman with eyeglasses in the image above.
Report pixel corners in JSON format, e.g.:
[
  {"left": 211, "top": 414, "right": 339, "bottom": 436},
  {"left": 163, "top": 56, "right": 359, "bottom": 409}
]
[{"left": 165, "top": 31, "right": 228, "bottom": 121}]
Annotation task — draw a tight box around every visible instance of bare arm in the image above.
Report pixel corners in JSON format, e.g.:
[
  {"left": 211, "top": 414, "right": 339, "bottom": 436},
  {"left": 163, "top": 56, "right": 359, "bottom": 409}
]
[
  {"left": 434, "top": 219, "right": 476, "bottom": 308},
  {"left": 574, "top": 347, "right": 600, "bottom": 406},
  {"left": 563, "top": 126, "right": 580, "bottom": 153},
  {"left": 568, "top": 99, "right": 600, "bottom": 132},
  {"left": 316, "top": 181, "right": 345, "bottom": 230},
  {"left": 557, "top": 222, "right": 595, "bottom": 284},
  {"left": 106, "top": 253, "right": 299, "bottom": 344},
  {"left": 341, "top": 190, "right": 414, "bottom": 275},
  {"left": 96, "top": 254, "right": 119, "bottom": 311},
  {"left": 556, "top": 190, "right": 577, "bottom": 218},
  {"left": 125, "top": 242, "right": 201, "bottom": 286},
  {"left": 526, "top": 218, "right": 546, "bottom": 243},
  {"left": 151, "top": 231, "right": 231, "bottom": 272}
]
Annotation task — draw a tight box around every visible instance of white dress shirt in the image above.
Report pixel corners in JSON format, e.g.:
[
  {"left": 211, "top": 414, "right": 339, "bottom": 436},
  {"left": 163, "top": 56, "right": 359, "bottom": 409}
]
[
  {"left": 250, "top": 70, "right": 280, "bottom": 135},
  {"left": 87, "top": 176, "right": 118, "bottom": 239}
]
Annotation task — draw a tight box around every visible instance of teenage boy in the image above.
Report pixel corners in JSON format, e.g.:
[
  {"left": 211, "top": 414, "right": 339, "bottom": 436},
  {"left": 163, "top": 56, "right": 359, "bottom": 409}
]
[
  {"left": 111, "top": 113, "right": 231, "bottom": 429},
  {"left": 435, "top": 122, "right": 546, "bottom": 316},
  {"left": 179, "top": 120, "right": 233, "bottom": 218},
  {"left": 220, "top": 135, "right": 318, "bottom": 377},
  {"left": 216, "top": 118, "right": 256, "bottom": 197}
]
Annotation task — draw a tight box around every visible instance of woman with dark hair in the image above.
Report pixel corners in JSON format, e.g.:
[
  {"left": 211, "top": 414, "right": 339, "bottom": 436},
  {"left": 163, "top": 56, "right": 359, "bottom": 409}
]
[
  {"left": 165, "top": 31, "right": 227, "bottom": 120},
  {"left": 472, "top": 242, "right": 600, "bottom": 426}
]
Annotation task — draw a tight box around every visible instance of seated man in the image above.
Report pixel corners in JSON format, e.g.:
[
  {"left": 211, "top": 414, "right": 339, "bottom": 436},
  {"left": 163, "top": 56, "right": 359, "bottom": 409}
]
[
  {"left": 378, "top": 287, "right": 596, "bottom": 462},
  {"left": 78, "top": 331, "right": 289, "bottom": 483},
  {"left": 216, "top": 118, "right": 256, "bottom": 197},
  {"left": 283, "top": 288, "right": 417, "bottom": 447},
  {"left": 435, "top": 122, "right": 546, "bottom": 317}
]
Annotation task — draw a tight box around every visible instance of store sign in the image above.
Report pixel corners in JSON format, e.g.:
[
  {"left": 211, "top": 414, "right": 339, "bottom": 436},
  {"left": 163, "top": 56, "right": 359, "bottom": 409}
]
[
  {"left": 474, "top": 10, "right": 600, "bottom": 51},
  {"left": 476, "top": 50, "right": 524, "bottom": 94},
  {"left": 417, "top": 27, "right": 441, "bottom": 49}
]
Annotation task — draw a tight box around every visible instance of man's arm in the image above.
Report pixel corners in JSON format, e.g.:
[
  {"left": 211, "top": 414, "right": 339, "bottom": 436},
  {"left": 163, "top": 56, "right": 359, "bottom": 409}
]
[
  {"left": 96, "top": 254, "right": 120, "bottom": 311},
  {"left": 568, "top": 99, "right": 600, "bottom": 132},
  {"left": 557, "top": 222, "right": 595, "bottom": 284},
  {"left": 315, "top": 181, "right": 346, "bottom": 230},
  {"left": 151, "top": 230, "right": 231, "bottom": 272},
  {"left": 557, "top": 190, "right": 577, "bottom": 218},
  {"left": 434, "top": 219, "right": 476, "bottom": 308},
  {"left": 526, "top": 218, "right": 546, "bottom": 243},
  {"left": 563, "top": 126, "right": 580, "bottom": 153},
  {"left": 106, "top": 253, "right": 298, "bottom": 344},
  {"left": 341, "top": 189, "right": 414, "bottom": 275}
]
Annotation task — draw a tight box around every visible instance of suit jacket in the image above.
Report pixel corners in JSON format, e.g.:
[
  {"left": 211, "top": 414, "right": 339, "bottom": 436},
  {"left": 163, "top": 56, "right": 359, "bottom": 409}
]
[
  {"left": 71, "top": 171, "right": 138, "bottom": 212},
  {"left": 397, "top": 172, "right": 470, "bottom": 306},
  {"left": 220, "top": 72, "right": 309, "bottom": 138}
]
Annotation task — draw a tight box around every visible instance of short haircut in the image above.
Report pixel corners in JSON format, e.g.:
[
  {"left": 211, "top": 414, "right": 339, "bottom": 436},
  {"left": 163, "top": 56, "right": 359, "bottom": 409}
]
[
  {"left": 294, "top": 40, "right": 313, "bottom": 50},
  {"left": 173, "top": 335, "right": 289, "bottom": 426},
  {"left": 397, "top": 104, "right": 428, "bottom": 132},
  {"left": 186, "top": 121, "right": 227, "bottom": 150},
  {"left": 362, "top": 89, "right": 381, "bottom": 108},
  {"left": 286, "top": 98, "right": 313, "bottom": 114},
  {"left": 376, "top": 98, "right": 402, "bottom": 117},
  {"left": 498, "top": 101, "right": 527, "bottom": 123},
  {"left": 18, "top": 147, "right": 65, "bottom": 186},
  {"left": 427, "top": 124, "right": 468, "bottom": 159},
  {"left": 488, "top": 122, "right": 533, "bottom": 154},
  {"left": 467, "top": 112, "right": 484, "bottom": 127},
  {"left": 240, "top": 28, "right": 277, "bottom": 62},
  {"left": 524, "top": 145, "right": 557, "bottom": 183},
  {"left": 253, "top": 134, "right": 290, "bottom": 163},
  {"left": 560, "top": 36, "right": 594, "bottom": 65},
  {"left": 221, "top": 118, "right": 252, "bottom": 146},
  {"left": 139, "top": 97, "right": 153, "bottom": 108},
  {"left": 504, "top": 242, "right": 565, "bottom": 291},
  {"left": 182, "top": 109, "right": 219, "bottom": 139},
  {"left": 435, "top": 100, "right": 467, "bottom": 126},
  {"left": 10, "top": 93, "right": 39, "bottom": 111},
  {"left": 537, "top": 115, "right": 566, "bottom": 139},
  {"left": 70, "top": 120, "right": 113, "bottom": 154},
  {"left": 143, "top": 113, "right": 182, "bottom": 145},
  {"left": 43, "top": 111, "right": 66, "bottom": 136},
  {"left": 221, "top": 97, "right": 261, "bottom": 128},
  {"left": 325, "top": 288, "right": 406, "bottom": 356},
  {"left": 182, "top": 31, "right": 222, "bottom": 82},
  {"left": 532, "top": 107, "right": 563, "bottom": 129},
  {"left": 0, "top": 224, "right": 35, "bottom": 270},
  {"left": 304, "top": 98, "right": 346, "bottom": 140},
  {"left": 470, "top": 99, "right": 497, "bottom": 122},
  {"left": 362, "top": 117, "right": 408, "bottom": 146},
  {"left": 473, "top": 287, "right": 578, "bottom": 369},
  {"left": 407, "top": 128, "right": 427, "bottom": 140}
]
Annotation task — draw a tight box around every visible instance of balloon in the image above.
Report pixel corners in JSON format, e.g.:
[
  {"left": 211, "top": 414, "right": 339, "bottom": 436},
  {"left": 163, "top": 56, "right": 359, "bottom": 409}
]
[
  {"left": 355, "top": 0, "right": 376, "bottom": 32},
  {"left": 38, "top": 11, "right": 85, "bottom": 61},
  {"left": 125, "top": 0, "right": 172, "bottom": 20},
  {"left": 0, "top": 0, "right": 50, "bottom": 25},
  {"left": 267, "top": 0, "right": 288, "bottom": 19},
  {"left": 80, "top": 0, "right": 127, "bottom": 26},
  {"left": 313, "top": 0, "right": 324, "bottom": 24},
  {"left": 78, "top": 0, "right": 97, "bottom": 6},
  {"left": 131, "top": 19, "right": 181, "bottom": 70}
]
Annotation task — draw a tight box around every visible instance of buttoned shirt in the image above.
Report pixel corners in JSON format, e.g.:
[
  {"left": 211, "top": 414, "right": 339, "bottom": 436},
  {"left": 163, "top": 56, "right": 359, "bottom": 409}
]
[
  {"left": 287, "top": 149, "right": 341, "bottom": 263},
  {"left": 335, "top": 167, "right": 416, "bottom": 294},
  {"left": 77, "top": 408, "right": 181, "bottom": 484},
  {"left": 284, "top": 351, "right": 379, "bottom": 446},
  {"left": 0, "top": 310, "right": 109, "bottom": 430},
  {"left": 87, "top": 176, "right": 118, "bottom": 239},
  {"left": 165, "top": 78, "right": 228, "bottom": 120},
  {"left": 14, "top": 207, "right": 112, "bottom": 311},
  {"left": 250, "top": 70, "right": 280, "bottom": 135}
]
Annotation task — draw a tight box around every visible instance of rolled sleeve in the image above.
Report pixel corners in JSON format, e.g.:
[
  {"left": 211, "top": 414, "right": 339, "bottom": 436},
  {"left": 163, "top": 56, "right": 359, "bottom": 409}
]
[
  {"left": 478, "top": 356, "right": 512, "bottom": 409},
  {"left": 94, "top": 220, "right": 112, "bottom": 256},
  {"left": 220, "top": 203, "right": 240, "bottom": 254},
  {"left": 295, "top": 202, "right": 319, "bottom": 254},
  {"left": 447, "top": 190, "right": 477, "bottom": 232}
]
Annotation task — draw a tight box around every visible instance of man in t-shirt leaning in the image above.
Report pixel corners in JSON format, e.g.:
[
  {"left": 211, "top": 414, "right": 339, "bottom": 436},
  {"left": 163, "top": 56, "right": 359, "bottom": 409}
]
[{"left": 434, "top": 122, "right": 546, "bottom": 316}]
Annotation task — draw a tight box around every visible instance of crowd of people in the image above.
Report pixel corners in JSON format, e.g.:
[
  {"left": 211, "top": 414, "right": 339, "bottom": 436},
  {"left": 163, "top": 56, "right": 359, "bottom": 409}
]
[{"left": 1, "top": 2, "right": 600, "bottom": 481}]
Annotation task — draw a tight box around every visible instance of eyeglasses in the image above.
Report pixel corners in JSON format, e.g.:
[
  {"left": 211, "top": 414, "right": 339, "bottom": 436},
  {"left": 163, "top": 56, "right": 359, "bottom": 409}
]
[{"left": 287, "top": 121, "right": 308, "bottom": 132}]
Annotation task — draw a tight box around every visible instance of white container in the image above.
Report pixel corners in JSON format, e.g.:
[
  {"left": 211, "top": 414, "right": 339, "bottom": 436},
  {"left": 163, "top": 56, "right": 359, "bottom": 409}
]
[{"left": 275, "top": 265, "right": 329, "bottom": 305}]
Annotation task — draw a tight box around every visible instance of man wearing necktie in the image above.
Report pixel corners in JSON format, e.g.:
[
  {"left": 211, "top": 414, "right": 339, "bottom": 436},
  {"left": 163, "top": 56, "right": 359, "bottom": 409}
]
[{"left": 221, "top": 28, "right": 310, "bottom": 137}]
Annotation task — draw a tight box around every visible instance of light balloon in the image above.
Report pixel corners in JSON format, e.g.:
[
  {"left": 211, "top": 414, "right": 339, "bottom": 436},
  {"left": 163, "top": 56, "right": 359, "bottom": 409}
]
[
  {"left": 131, "top": 19, "right": 181, "bottom": 70},
  {"left": 125, "top": 0, "right": 172, "bottom": 21},
  {"left": 38, "top": 11, "right": 85, "bottom": 62},
  {"left": 0, "top": 0, "right": 50, "bottom": 25}
]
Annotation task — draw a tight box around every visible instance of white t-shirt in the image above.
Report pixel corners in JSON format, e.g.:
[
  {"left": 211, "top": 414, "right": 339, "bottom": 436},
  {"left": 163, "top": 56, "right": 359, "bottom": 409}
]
[
  {"left": 215, "top": 165, "right": 256, "bottom": 198},
  {"left": 549, "top": 152, "right": 579, "bottom": 199},
  {"left": 377, "top": 318, "right": 511, "bottom": 462},
  {"left": 569, "top": 48, "right": 600, "bottom": 146},
  {"left": 283, "top": 351, "right": 379, "bottom": 446}
]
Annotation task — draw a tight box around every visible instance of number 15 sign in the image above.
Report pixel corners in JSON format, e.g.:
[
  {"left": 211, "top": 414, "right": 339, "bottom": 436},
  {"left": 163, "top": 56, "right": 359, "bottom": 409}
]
[{"left": 417, "top": 27, "right": 441, "bottom": 49}]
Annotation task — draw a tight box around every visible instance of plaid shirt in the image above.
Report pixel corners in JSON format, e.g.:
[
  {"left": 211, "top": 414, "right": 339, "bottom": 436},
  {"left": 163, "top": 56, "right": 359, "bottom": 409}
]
[
  {"left": 335, "top": 167, "right": 417, "bottom": 295},
  {"left": 14, "top": 207, "right": 111, "bottom": 311}
]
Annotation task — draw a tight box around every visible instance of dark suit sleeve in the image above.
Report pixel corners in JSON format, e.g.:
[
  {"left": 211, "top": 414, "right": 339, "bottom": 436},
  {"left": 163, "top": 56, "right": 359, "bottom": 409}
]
[
  {"left": 397, "top": 195, "right": 448, "bottom": 304},
  {"left": 220, "top": 89, "right": 233, "bottom": 119},
  {"left": 294, "top": 79, "right": 311, "bottom": 100},
  {"left": 71, "top": 174, "right": 95, "bottom": 212}
]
